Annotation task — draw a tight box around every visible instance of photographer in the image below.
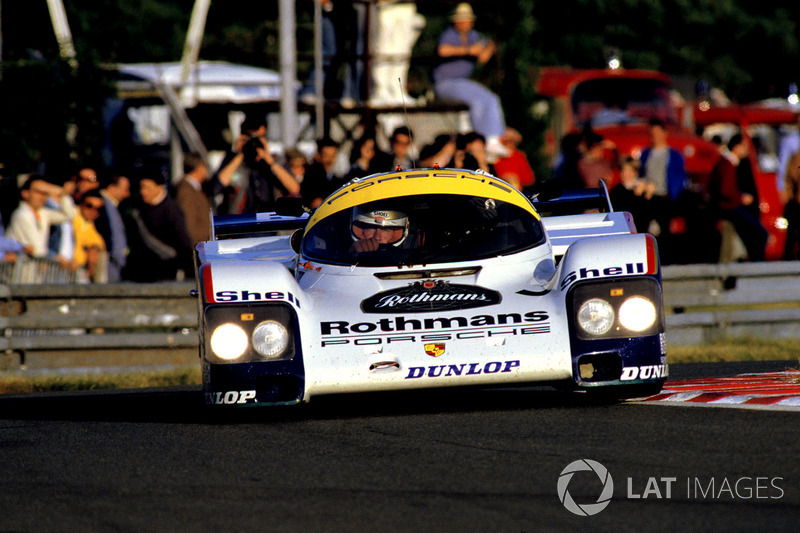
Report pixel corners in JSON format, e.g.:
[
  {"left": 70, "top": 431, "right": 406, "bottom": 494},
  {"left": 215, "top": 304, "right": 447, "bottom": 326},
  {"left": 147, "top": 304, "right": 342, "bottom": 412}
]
[{"left": 215, "top": 114, "right": 300, "bottom": 214}]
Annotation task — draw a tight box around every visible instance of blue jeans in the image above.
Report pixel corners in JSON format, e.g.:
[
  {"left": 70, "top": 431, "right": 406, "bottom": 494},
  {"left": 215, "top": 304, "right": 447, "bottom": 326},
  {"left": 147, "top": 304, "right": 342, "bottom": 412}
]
[
  {"left": 300, "top": 15, "right": 337, "bottom": 99},
  {"left": 341, "top": 3, "right": 366, "bottom": 101},
  {"left": 434, "top": 78, "right": 506, "bottom": 138}
]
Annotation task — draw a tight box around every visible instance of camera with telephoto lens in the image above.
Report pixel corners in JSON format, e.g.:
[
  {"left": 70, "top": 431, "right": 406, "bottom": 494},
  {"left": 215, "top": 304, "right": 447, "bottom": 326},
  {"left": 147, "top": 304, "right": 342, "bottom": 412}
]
[{"left": 242, "top": 134, "right": 264, "bottom": 164}]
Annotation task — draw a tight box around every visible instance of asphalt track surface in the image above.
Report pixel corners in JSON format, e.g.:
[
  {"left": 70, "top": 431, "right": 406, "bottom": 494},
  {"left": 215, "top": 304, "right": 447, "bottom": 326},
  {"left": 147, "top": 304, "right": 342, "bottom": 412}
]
[{"left": 2, "top": 361, "right": 800, "bottom": 532}]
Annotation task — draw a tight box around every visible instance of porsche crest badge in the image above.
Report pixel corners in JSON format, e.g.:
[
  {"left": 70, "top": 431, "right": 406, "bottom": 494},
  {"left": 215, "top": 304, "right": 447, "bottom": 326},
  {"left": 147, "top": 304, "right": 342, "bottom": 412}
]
[{"left": 424, "top": 343, "right": 445, "bottom": 357}]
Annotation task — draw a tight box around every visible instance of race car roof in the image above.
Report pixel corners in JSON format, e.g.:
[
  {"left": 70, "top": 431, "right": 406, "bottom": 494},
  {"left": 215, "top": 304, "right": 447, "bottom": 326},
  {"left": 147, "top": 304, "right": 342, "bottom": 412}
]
[{"left": 305, "top": 169, "right": 539, "bottom": 233}]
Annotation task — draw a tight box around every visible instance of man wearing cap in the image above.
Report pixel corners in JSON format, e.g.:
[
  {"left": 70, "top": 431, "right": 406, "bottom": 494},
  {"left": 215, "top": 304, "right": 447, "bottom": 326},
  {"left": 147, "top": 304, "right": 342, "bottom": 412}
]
[{"left": 432, "top": 2, "right": 509, "bottom": 161}]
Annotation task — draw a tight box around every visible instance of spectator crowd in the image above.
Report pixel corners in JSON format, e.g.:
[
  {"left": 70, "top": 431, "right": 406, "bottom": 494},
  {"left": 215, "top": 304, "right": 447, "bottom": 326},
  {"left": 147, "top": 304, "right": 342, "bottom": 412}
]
[
  {"left": 555, "top": 114, "right": 800, "bottom": 265},
  {"left": 0, "top": 105, "right": 536, "bottom": 284}
]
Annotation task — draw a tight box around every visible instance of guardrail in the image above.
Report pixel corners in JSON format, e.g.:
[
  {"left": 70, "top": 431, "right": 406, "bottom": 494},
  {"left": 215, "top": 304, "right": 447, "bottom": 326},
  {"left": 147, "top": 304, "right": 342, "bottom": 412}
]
[
  {"left": 0, "top": 257, "right": 78, "bottom": 284},
  {"left": 0, "top": 281, "right": 198, "bottom": 372},
  {"left": 663, "top": 261, "right": 800, "bottom": 345},
  {"left": 1, "top": 261, "right": 798, "bottom": 372}
]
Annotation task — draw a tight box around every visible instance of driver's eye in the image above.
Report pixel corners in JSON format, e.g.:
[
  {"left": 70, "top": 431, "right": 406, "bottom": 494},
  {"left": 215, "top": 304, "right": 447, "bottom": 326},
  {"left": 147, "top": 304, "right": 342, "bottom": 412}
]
[{"left": 355, "top": 222, "right": 382, "bottom": 231}]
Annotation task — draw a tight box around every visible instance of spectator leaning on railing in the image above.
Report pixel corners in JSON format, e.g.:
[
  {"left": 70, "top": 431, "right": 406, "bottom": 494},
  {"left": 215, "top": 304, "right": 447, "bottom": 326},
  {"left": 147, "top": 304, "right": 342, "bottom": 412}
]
[
  {"left": 71, "top": 189, "right": 108, "bottom": 283},
  {"left": 6, "top": 175, "right": 76, "bottom": 263},
  {"left": 46, "top": 175, "right": 77, "bottom": 271}
]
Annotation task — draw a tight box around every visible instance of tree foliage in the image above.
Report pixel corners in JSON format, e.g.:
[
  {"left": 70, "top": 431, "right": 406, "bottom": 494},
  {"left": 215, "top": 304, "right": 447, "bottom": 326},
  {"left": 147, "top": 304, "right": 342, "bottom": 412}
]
[{"left": 1, "top": 0, "right": 799, "bottom": 175}]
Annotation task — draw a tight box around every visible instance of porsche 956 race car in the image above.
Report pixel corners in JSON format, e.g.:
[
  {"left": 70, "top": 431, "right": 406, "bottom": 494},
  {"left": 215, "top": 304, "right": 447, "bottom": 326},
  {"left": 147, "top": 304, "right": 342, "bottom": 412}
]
[{"left": 195, "top": 168, "right": 667, "bottom": 407}]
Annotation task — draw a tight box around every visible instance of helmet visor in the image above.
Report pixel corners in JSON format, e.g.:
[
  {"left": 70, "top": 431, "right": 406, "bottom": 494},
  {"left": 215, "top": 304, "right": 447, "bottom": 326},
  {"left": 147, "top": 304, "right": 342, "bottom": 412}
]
[
  {"left": 351, "top": 220, "right": 406, "bottom": 245},
  {"left": 351, "top": 209, "right": 408, "bottom": 245}
]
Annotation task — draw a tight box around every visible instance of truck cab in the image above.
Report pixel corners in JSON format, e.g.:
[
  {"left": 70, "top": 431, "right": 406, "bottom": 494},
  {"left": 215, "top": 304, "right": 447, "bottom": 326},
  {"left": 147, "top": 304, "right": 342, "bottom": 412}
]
[{"left": 534, "top": 66, "right": 719, "bottom": 186}]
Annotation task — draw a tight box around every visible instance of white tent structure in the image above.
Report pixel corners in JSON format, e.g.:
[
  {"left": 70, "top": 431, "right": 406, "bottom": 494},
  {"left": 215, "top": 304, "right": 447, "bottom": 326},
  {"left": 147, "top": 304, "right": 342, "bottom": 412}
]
[
  {"left": 116, "top": 61, "right": 285, "bottom": 107},
  {"left": 43, "top": 0, "right": 304, "bottom": 179},
  {"left": 112, "top": 60, "right": 300, "bottom": 179}
]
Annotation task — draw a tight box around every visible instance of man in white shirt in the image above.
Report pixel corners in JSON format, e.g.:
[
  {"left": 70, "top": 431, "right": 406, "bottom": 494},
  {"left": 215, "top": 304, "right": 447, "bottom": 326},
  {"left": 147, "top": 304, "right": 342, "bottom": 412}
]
[{"left": 6, "top": 176, "right": 76, "bottom": 263}]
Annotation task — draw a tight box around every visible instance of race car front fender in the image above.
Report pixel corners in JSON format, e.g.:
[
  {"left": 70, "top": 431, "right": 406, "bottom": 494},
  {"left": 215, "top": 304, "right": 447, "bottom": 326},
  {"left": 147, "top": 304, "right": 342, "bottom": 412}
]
[
  {"left": 558, "top": 233, "right": 667, "bottom": 391},
  {"left": 200, "top": 261, "right": 308, "bottom": 406}
]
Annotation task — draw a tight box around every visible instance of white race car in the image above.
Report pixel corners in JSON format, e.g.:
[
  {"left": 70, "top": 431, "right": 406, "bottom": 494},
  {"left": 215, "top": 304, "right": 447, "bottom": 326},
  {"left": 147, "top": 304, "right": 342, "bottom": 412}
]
[{"left": 195, "top": 168, "right": 666, "bottom": 407}]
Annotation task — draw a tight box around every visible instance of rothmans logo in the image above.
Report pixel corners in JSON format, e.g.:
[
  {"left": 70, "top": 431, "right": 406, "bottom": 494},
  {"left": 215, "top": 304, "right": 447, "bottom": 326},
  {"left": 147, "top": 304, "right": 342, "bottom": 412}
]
[{"left": 361, "top": 280, "right": 501, "bottom": 314}]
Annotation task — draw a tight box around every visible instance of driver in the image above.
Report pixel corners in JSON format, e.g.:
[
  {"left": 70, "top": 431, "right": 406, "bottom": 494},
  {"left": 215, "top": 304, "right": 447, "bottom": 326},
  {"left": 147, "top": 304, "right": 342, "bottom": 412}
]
[{"left": 350, "top": 208, "right": 409, "bottom": 252}]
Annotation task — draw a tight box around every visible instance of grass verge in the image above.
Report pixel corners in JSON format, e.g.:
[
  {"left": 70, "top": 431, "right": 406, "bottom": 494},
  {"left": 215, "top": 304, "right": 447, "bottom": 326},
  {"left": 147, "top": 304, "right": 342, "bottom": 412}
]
[
  {"left": 0, "top": 366, "right": 202, "bottom": 395},
  {"left": 668, "top": 338, "right": 800, "bottom": 364}
]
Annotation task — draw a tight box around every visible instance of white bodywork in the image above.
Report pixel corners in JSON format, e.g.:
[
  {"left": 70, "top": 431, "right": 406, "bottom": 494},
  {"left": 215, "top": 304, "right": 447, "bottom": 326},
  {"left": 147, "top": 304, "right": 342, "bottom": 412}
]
[{"left": 198, "top": 188, "right": 655, "bottom": 403}]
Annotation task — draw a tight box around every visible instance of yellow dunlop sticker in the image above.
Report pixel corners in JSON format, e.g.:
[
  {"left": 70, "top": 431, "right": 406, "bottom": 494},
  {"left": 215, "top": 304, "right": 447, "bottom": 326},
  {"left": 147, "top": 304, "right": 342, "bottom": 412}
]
[{"left": 305, "top": 169, "right": 539, "bottom": 233}]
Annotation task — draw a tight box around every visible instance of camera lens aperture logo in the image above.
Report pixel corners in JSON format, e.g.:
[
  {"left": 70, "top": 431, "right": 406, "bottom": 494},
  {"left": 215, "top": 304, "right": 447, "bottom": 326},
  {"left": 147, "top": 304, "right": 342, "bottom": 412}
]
[{"left": 558, "top": 459, "right": 614, "bottom": 516}]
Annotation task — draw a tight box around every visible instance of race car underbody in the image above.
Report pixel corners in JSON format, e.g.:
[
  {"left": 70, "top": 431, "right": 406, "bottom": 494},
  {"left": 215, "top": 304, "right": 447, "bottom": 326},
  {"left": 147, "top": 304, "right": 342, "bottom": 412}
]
[{"left": 195, "top": 168, "right": 666, "bottom": 407}]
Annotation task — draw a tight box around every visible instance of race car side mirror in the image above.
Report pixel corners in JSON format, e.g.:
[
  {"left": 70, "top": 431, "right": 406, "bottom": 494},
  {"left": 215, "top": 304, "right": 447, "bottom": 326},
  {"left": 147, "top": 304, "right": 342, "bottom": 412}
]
[
  {"left": 276, "top": 197, "right": 307, "bottom": 217},
  {"left": 290, "top": 229, "right": 303, "bottom": 253}
]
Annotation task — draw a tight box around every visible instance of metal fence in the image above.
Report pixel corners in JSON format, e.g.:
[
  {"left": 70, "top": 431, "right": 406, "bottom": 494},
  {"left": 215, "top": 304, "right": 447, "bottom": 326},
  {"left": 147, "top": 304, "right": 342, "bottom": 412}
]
[
  {"left": 1, "top": 261, "right": 798, "bottom": 372},
  {"left": 0, "top": 281, "right": 198, "bottom": 372},
  {"left": 663, "top": 261, "right": 800, "bottom": 345},
  {"left": 0, "top": 257, "right": 78, "bottom": 285}
]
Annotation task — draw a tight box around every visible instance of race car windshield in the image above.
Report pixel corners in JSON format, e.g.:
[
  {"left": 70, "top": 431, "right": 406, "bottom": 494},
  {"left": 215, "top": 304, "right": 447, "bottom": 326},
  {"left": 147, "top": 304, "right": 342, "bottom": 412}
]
[{"left": 301, "top": 194, "right": 545, "bottom": 266}]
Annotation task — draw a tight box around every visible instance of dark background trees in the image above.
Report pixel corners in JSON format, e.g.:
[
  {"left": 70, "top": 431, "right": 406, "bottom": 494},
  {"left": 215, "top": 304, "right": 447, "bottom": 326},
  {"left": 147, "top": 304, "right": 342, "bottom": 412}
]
[{"left": 1, "top": 0, "right": 798, "bottom": 177}]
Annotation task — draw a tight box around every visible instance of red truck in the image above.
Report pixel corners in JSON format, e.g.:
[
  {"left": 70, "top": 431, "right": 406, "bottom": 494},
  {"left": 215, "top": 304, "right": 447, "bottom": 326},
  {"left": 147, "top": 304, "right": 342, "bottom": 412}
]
[
  {"left": 533, "top": 66, "right": 796, "bottom": 261},
  {"left": 533, "top": 66, "right": 719, "bottom": 186}
]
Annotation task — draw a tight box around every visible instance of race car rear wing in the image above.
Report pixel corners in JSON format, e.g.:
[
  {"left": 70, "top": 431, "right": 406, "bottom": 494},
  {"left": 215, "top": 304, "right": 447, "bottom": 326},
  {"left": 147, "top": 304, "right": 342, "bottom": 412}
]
[
  {"left": 532, "top": 182, "right": 638, "bottom": 258},
  {"left": 211, "top": 212, "right": 308, "bottom": 241},
  {"left": 529, "top": 182, "right": 613, "bottom": 216}
]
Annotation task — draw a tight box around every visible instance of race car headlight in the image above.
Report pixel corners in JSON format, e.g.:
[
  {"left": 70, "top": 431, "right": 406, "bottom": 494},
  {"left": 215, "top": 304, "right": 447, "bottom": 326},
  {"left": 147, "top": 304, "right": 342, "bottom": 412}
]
[
  {"left": 210, "top": 323, "right": 249, "bottom": 361},
  {"left": 577, "top": 298, "right": 615, "bottom": 335},
  {"left": 618, "top": 296, "right": 657, "bottom": 332},
  {"left": 252, "top": 320, "right": 290, "bottom": 359},
  {"left": 203, "top": 304, "right": 297, "bottom": 364},
  {"left": 570, "top": 279, "right": 664, "bottom": 339}
]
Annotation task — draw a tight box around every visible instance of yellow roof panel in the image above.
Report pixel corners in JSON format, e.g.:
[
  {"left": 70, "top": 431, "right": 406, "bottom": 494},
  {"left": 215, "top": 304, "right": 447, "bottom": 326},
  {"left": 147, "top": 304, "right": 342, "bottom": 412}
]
[{"left": 306, "top": 169, "right": 538, "bottom": 232}]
